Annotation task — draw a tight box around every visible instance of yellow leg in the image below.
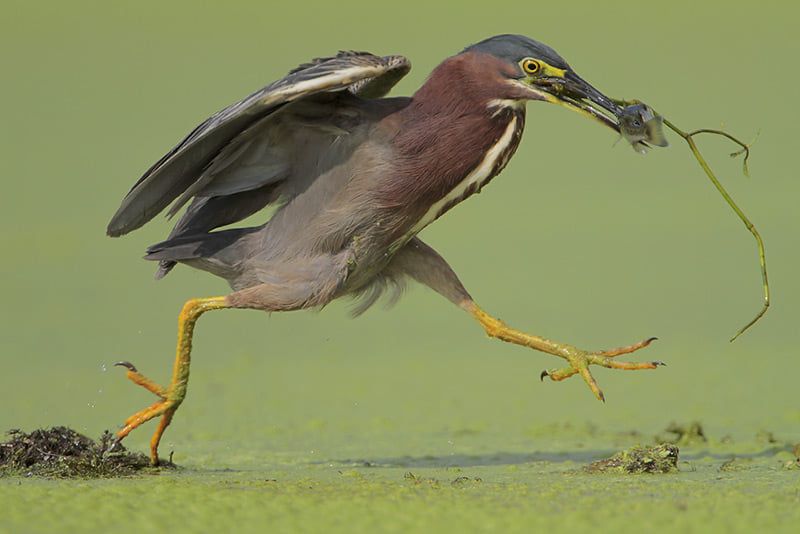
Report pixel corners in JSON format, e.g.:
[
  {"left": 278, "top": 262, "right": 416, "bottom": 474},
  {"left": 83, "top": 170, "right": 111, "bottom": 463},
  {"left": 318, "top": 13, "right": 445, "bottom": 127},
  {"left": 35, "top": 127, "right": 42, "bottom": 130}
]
[
  {"left": 464, "top": 302, "right": 663, "bottom": 402},
  {"left": 115, "top": 296, "right": 229, "bottom": 465}
]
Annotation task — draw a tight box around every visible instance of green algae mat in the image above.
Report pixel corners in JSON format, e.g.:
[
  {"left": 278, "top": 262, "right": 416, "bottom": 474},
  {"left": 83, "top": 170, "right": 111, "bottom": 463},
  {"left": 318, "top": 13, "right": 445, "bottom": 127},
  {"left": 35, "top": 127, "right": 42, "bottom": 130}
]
[{"left": 1, "top": 1, "right": 798, "bottom": 532}]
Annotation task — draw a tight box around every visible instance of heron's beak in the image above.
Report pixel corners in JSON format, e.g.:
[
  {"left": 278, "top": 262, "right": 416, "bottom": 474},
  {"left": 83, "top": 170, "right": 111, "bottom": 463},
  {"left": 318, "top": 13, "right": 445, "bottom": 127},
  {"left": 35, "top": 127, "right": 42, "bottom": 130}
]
[{"left": 517, "top": 70, "right": 622, "bottom": 133}]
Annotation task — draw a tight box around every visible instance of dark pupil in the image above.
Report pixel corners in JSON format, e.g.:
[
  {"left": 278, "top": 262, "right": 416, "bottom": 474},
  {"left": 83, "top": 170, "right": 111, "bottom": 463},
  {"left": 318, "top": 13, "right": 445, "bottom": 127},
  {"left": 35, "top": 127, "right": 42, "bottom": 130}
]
[
  {"left": 528, "top": 62, "right": 537, "bottom": 71},
  {"left": 632, "top": 120, "right": 642, "bottom": 127}
]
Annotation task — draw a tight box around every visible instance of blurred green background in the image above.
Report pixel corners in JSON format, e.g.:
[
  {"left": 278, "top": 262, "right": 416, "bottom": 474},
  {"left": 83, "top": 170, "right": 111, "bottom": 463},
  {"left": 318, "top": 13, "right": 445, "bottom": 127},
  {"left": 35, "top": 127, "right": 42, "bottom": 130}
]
[{"left": 1, "top": 0, "right": 798, "bottom": 531}]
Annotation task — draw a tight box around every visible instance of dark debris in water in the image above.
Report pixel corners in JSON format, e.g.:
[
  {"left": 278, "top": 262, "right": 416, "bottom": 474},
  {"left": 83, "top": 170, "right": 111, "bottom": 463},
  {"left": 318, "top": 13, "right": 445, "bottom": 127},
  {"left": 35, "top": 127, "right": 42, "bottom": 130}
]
[
  {"left": 0, "top": 426, "right": 173, "bottom": 478},
  {"left": 655, "top": 422, "right": 707, "bottom": 446},
  {"left": 719, "top": 457, "right": 754, "bottom": 472},
  {"left": 450, "top": 475, "right": 482, "bottom": 487},
  {"left": 585, "top": 444, "right": 679, "bottom": 474},
  {"left": 755, "top": 430, "right": 778, "bottom": 444},
  {"left": 785, "top": 444, "right": 800, "bottom": 470},
  {"left": 403, "top": 471, "right": 440, "bottom": 487},
  {"left": 403, "top": 471, "right": 483, "bottom": 488}
]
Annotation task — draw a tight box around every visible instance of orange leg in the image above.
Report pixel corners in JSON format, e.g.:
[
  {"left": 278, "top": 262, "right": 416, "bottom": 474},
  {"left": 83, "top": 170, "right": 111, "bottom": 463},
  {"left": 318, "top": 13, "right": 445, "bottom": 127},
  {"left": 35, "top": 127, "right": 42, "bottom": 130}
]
[
  {"left": 115, "top": 296, "right": 229, "bottom": 465},
  {"left": 465, "top": 302, "right": 664, "bottom": 402}
]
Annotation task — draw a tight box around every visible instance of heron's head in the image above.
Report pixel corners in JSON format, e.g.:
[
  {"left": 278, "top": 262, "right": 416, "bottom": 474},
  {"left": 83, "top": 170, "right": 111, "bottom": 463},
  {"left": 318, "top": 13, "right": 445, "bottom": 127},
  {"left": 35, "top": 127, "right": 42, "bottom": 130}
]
[{"left": 463, "top": 34, "right": 622, "bottom": 132}]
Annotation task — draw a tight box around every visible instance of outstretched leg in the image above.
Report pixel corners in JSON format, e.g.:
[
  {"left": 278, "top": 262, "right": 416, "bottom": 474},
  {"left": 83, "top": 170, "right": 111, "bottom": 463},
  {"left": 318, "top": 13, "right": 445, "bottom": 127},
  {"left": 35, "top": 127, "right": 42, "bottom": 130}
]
[
  {"left": 115, "top": 255, "right": 350, "bottom": 465},
  {"left": 115, "top": 297, "right": 229, "bottom": 465},
  {"left": 389, "top": 238, "right": 663, "bottom": 401}
]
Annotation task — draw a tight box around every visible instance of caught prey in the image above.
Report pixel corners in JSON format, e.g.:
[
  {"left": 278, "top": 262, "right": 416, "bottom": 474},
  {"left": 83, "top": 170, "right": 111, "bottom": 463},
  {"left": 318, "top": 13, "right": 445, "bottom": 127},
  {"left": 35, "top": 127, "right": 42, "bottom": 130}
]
[{"left": 618, "top": 103, "right": 669, "bottom": 154}]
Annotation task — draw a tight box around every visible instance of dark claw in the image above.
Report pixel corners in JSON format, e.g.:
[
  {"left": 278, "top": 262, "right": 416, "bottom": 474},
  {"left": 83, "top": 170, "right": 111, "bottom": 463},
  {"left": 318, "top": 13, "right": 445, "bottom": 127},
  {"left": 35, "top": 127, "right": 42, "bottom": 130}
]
[
  {"left": 540, "top": 370, "right": 549, "bottom": 381},
  {"left": 598, "top": 391, "right": 606, "bottom": 403},
  {"left": 114, "top": 361, "right": 138, "bottom": 372},
  {"left": 646, "top": 337, "right": 659, "bottom": 343},
  {"left": 653, "top": 360, "right": 666, "bottom": 366}
]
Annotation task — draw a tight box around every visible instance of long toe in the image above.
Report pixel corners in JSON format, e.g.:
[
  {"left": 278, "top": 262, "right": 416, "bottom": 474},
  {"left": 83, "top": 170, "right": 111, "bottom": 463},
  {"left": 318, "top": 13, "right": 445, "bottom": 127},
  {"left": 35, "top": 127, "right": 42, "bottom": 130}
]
[
  {"left": 117, "top": 400, "right": 173, "bottom": 440},
  {"left": 596, "top": 337, "right": 658, "bottom": 357},
  {"left": 116, "top": 363, "right": 168, "bottom": 398},
  {"left": 541, "top": 341, "right": 663, "bottom": 401}
]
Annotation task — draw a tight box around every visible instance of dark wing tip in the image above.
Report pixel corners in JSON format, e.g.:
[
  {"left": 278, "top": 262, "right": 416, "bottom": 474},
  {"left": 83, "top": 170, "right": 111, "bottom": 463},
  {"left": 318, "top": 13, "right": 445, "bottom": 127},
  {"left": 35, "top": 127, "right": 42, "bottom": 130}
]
[
  {"left": 106, "top": 216, "right": 130, "bottom": 237},
  {"left": 107, "top": 201, "right": 150, "bottom": 237}
]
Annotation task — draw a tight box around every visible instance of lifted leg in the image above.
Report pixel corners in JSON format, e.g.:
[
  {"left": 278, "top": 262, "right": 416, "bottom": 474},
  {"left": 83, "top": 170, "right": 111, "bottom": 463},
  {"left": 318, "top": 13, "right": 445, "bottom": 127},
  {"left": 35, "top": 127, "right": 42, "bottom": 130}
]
[
  {"left": 387, "top": 237, "right": 664, "bottom": 402},
  {"left": 466, "top": 302, "right": 663, "bottom": 401},
  {"left": 115, "top": 296, "right": 229, "bottom": 465}
]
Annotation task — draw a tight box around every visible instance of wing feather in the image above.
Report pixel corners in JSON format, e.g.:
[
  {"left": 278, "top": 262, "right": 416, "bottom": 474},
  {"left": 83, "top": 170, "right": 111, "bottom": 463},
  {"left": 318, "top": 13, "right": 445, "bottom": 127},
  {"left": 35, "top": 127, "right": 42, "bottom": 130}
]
[{"left": 107, "top": 51, "right": 410, "bottom": 237}]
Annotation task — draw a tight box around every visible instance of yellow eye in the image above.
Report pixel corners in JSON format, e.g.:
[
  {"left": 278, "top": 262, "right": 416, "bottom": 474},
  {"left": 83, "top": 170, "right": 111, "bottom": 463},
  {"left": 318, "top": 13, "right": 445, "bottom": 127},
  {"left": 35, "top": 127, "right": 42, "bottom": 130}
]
[{"left": 521, "top": 59, "right": 541, "bottom": 75}]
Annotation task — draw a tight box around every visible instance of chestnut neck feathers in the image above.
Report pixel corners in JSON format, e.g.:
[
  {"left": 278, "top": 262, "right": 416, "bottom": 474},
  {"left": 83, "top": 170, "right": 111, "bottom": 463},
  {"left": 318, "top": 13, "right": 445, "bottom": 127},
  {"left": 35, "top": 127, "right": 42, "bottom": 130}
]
[
  {"left": 372, "top": 52, "right": 526, "bottom": 249},
  {"left": 382, "top": 52, "right": 526, "bottom": 208},
  {"left": 409, "top": 51, "right": 522, "bottom": 116}
]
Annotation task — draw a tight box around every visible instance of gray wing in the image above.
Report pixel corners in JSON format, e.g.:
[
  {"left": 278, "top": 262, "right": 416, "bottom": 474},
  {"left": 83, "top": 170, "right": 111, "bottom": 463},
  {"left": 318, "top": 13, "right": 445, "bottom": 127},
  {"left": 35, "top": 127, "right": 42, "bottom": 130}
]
[{"left": 106, "top": 50, "right": 411, "bottom": 237}]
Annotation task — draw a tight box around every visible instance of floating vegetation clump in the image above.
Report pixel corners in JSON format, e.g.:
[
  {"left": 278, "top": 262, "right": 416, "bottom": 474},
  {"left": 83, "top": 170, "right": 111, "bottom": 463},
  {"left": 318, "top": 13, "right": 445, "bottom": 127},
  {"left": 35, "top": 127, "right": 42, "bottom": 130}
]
[
  {"left": 0, "top": 426, "right": 172, "bottom": 478},
  {"left": 655, "top": 421, "right": 708, "bottom": 446},
  {"left": 586, "top": 444, "right": 679, "bottom": 474}
]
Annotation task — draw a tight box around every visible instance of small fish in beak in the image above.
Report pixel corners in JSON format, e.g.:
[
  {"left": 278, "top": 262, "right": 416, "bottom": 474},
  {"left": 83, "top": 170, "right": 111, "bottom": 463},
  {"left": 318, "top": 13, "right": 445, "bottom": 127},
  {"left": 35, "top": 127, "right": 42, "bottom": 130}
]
[{"left": 618, "top": 103, "right": 669, "bottom": 154}]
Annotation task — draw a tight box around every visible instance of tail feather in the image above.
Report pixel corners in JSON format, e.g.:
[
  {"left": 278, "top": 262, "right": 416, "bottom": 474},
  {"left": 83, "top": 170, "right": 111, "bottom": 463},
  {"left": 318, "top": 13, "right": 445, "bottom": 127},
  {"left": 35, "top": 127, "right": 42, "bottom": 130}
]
[
  {"left": 154, "top": 260, "right": 176, "bottom": 280},
  {"left": 144, "top": 227, "right": 258, "bottom": 266}
]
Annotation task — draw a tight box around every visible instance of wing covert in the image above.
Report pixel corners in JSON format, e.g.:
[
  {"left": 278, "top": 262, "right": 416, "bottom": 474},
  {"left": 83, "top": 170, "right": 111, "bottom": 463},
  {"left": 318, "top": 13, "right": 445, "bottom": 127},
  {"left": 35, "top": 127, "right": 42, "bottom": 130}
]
[{"left": 107, "top": 51, "right": 410, "bottom": 237}]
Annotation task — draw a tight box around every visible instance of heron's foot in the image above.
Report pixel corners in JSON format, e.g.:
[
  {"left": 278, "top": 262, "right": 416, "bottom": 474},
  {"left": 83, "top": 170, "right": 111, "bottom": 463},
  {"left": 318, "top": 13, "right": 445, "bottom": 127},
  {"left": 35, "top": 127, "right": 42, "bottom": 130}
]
[
  {"left": 538, "top": 338, "right": 664, "bottom": 402},
  {"left": 114, "top": 361, "right": 181, "bottom": 466},
  {"left": 468, "top": 304, "right": 664, "bottom": 401},
  {"left": 111, "top": 297, "right": 228, "bottom": 466}
]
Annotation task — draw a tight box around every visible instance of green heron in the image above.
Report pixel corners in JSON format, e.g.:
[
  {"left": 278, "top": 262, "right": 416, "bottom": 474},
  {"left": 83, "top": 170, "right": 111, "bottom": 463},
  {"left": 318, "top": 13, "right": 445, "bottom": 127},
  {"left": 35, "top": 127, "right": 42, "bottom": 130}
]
[{"left": 108, "top": 34, "right": 663, "bottom": 465}]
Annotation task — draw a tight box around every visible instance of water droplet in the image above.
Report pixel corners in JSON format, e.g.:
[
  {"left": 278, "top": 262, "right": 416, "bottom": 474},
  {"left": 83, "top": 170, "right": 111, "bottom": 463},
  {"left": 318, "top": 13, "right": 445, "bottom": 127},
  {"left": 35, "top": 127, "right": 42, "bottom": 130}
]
[{"left": 101, "top": 364, "right": 107, "bottom": 372}]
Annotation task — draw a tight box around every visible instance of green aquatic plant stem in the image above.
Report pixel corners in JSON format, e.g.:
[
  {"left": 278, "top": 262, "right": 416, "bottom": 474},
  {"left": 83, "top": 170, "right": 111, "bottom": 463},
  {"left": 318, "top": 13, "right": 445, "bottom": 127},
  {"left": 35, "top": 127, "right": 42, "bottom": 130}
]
[{"left": 661, "top": 118, "right": 769, "bottom": 341}]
